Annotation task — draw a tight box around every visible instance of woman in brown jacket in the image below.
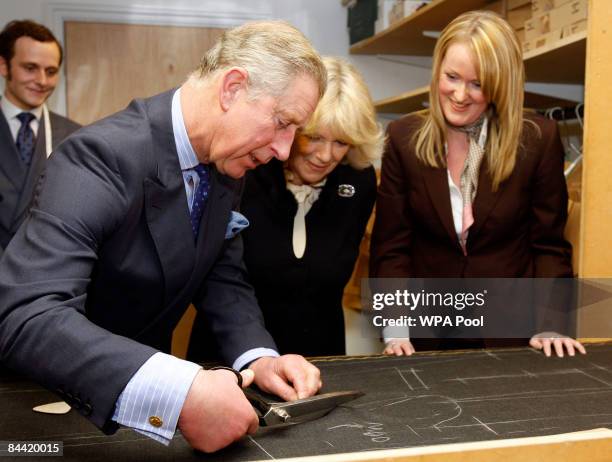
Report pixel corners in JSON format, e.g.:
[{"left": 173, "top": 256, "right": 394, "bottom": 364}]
[{"left": 370, "top": 10, "right": 585, "bottom": 358}]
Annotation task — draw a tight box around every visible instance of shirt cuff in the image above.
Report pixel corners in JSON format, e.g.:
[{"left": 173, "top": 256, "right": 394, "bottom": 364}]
[
  {"left": 233, "top": 348, "right": 279, "bottom": 371},
  {"left": 113, "top": 352, "right": 201, "bottom": 445},
  {"left": 382, "top": 325, "right": 410, "bottom": 344}
]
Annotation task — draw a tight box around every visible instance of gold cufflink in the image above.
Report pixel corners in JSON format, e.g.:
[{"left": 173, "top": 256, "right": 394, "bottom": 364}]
[{"left": 149, "top": 416, "right": 163, "bottom": 428}]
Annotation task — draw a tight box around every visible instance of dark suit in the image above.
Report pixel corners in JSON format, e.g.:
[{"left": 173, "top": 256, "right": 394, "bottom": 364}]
[
  {"left": 0, "top": 90, "right": 275, "bottom": 433},
  {"left": 0, "top": 105, "right": 80, "bottom": 253},
  {"left": 370, "top": 113, "right": 572, "bottom": 350},
  {"left": 189, "top": 159, "right": 376, "bottom": 358}
]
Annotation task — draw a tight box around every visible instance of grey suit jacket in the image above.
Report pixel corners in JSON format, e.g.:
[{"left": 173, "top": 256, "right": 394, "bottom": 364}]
[
  {"left": 0, "top": 89, "right": 276, "bottom": 433},
  {"left": 0, "top": 106, "right": 80, "bottom": 253}
]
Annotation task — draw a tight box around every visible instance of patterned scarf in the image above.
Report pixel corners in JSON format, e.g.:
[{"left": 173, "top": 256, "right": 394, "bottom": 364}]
[
  {"left": 285, "top": 169, "right": 326, "bottom": 259},
  {"left": 447, "top": 114, "right": 488, "bottom": 254}
]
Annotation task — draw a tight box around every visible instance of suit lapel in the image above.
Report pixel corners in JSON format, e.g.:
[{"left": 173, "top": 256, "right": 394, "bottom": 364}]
[
  {"left": 144, "top": 91, "right": 195, "bottom": 306},
  {"left": 468, "top": 161, "right": 506, "bottom": 242},
  {"left": 0, "top": 109, "right": 27, "bottom": 189},
  {"left": 420, "top": 158, "right": 507, "bottom": 249},
  {"left": 141, "top": 90, "right": 241, "bottom": 314},
  {"left": 12, "top": 117, "right": 47, "bottom": 226},
  {"left": 421, "top": 164, "right": 460, "bottom": 246},
  {"left": 193, "top": 167, "right": 232, "bottom": 268}
]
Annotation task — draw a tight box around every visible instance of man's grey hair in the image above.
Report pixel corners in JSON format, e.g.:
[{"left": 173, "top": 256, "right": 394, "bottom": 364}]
[{"left": 192, "top": 20, "right": 326, "bottom": 99}]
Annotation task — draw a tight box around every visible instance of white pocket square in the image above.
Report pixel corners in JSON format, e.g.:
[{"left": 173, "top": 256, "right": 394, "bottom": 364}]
[{"left": 225, "top": 211, "right": 249, "bottom": 239}]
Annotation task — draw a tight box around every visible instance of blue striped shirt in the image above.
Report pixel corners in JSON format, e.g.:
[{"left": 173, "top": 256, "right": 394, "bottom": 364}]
[{"left": 171, "top": 88, "right": 201, "bottom": 213}]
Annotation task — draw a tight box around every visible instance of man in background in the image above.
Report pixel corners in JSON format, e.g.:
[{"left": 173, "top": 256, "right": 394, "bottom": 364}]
[{"left": 0, "top": 19, "right": 80, "bottom": 257}]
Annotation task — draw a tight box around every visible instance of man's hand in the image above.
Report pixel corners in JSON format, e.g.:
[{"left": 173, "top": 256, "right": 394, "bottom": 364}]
[
  {"left": 383, "top": 338, "right": 415, "bottom": 356},
  {"left": 249, "top": 354, "right": 321, "bottom": 401},
  {"left": 178, "top": 368, "right": 258, "bottom": 453},
  {"left": 530, "top": 332, "right": 587, "bottom": 358}
]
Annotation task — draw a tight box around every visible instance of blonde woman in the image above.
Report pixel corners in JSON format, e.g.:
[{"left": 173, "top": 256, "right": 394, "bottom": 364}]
[
  {"left": 370, "top": 11, "right": 585, "bottom": 358},
  {"left": 208, "top": 57, "right": 383, "bottom": 356}
]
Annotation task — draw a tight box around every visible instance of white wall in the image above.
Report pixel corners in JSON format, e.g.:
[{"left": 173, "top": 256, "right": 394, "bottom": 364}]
[
  {"left": 1, "top": 0, "right": 583, "bottom": 113},
  {"left": 0, "top": 0, "right": 428, "bottom": 116}
]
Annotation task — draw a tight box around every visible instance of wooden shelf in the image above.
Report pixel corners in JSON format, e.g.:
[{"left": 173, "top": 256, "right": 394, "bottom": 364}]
[
  {"left": 524, "top": 31, "right": 587, "bottom": 84},
  {"left": 523, "top": 91, "right": 579, "bottom": 109},
  {"left": 375, "top": 86, "right": 579, "bottom": 114},
  {"left": 350, "top": 0, "right": 586, "bottom": 84},
  {"left": 350, "top": 0, "right": 496, "bottom": 56},
  {"left": 375, "top": 86, "right": 429, "bottom": 113}
]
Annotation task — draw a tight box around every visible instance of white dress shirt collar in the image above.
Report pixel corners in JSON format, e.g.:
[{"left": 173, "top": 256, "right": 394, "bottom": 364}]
[
  {"left": 171, "top": 88, "right": 199, "bottom": 171},
  {"left": 0, "top": 95, "right": 43, "bottom": 140}
]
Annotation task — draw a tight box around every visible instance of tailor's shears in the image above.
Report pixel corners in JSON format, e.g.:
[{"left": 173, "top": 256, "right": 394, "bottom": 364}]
[
  {"left": 244, "top": 388, "right": 364, "bottom": 427},
  {"left": 209, "top": 366, "right": 364, "bottom": 428}
]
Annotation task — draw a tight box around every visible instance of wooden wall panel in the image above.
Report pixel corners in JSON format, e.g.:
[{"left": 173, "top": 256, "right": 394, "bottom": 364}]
[
  {"left": 577, "top": 0, "right": 612, "bottom": 337},
  {"left": 64, "top": 21, "right": 224, "bottom": 356},
  {"left": 580, "top": 0, "right": 612, "bottom": 277},
  {"left": 64, "top": 21, "right": 224, "bottom": 125}
]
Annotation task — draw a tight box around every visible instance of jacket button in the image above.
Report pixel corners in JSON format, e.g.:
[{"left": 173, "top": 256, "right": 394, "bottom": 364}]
[
  {"left": 149, "top": 416, "right": 163, "bottom": 428},
  {"left": 82, "top": 403, "right": 93, "bottom": 416}
]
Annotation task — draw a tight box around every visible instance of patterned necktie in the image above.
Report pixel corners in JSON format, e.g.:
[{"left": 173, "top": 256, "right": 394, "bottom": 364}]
[
  {"left": 190, "top": 163, "right": 210, "bottom": 240},
  {"left": 16, "top": 112, "right": 36, "bottom": 165}
]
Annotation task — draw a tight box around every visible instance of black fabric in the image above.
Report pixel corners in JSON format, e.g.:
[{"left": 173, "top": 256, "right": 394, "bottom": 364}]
[
  {"left": 189, "top": 159, "right": 377, "bottom": 359},
  {"left": 3, "top": 343, "right": 611, "bottom": 461}
]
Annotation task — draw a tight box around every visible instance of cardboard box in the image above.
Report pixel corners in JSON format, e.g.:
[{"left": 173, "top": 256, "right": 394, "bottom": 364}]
[
  {"left": 406, "top": 0, "right": 431, "bottom": 17},
  {"left": 532, "top": 0, "right": 554, "bottom": 14},
  {"left": 507, "top": 4, "right": 532, "bottom": 29},
  {"left": 524, "top": 12, "right": 551, "bottom": 40},
  {"left": 549, "top": 0, "right": 588, "bottom": 31},
  {"left": 508, "top": 0, "right": 531, "bottom": 9},
  {"left": 375, "top": 0, "right": 394, "bottom": 33},
  {"left": 388, "top": 1, "right": 403, "bottom": 25},
  {"left": 532, "top": 0, "right": 572, "bottom": 14},
  {"left": 523, "top": 27, "right": 562, "bottom": 52},
  {"left": 388, "top": 0, "right": 430, "bottom": 25},
  {"left": 552, "top": 0, "right": 572, "bottom": 6},
  {"left": 561, "top": 18, "right": 588, "bottom": 38},
  {"left": 533, "top": 29, "right": 559, "bottom": 48},
  {"left": 535, "top": 28, "right": 563, "bottom": 48}
]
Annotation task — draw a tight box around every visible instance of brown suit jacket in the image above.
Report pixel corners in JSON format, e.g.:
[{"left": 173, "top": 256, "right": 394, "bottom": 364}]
[{"left": 370, "top": 112, "right": 572, "bottom": 279}]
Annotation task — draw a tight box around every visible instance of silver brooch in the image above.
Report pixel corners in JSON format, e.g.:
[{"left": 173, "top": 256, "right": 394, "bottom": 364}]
[{"left": 337, "top": 184, "right": 355, "bottom": 198}]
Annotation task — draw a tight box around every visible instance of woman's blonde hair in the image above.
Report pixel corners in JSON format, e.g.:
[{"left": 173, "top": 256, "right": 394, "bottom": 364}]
[
  {"left": 300, "top": 56, "right": 384, "bottom": 169},
  {"left": 415, "top": 10, "right": 525, "bottom": 190}
]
